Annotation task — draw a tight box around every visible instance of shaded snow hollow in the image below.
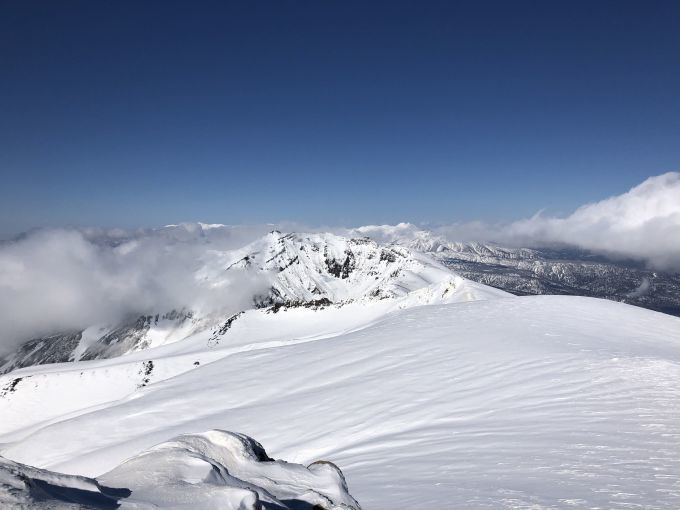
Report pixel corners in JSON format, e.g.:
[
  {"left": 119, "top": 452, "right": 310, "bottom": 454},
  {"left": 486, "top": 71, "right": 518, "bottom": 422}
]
[{"left": 0, "top": 430, "right": 360, "bottom": 510}]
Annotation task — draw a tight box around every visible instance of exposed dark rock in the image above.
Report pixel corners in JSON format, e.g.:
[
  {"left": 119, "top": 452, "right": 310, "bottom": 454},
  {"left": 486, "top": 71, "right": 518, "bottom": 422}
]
[
  {"left": 207, "top": 312, "right": 244, "bottom": 347},
  {"left": 0, "top": 332, "right": 82, "bottom": 374},
  {"left": 279, "top": 255, "right": 299, "bottom": 272},
  {"left": 325, "top": 249, "right": 355, "bottom": 279},
  {"left": 1, "top": 376, "right": 29, "bottom": 398},
  {"left": 225, "top": 255, "right": 252, "bottom": 270},
  {"left": 253, "top": 287, "right": 282, "bottom": 309},
  {"left": 137, "top": 360, "right": 154, "bottom": 388},
  {"left": 380, "top": 249, "right": 399, "bottom": 263},
  {"left": 80, "top": 317, "right": 153, "bottom": 361},
  {"left": 268, "top": 298, "right": 333, "bottom": 314}
]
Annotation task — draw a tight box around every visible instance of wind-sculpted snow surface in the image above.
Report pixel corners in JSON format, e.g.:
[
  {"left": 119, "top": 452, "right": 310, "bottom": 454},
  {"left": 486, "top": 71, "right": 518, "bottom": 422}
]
[
  {"left": 2, "top": 296, "right": 680, "bottom": 508},
  {"left": 0, "top": 430, "right": 360, "bottom": 509}
]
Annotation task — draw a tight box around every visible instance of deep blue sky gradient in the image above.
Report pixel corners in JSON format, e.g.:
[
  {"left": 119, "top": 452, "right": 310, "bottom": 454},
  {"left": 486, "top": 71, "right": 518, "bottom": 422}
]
[{"left": 1, "top": 1, "right": 680, "bottom": 235}]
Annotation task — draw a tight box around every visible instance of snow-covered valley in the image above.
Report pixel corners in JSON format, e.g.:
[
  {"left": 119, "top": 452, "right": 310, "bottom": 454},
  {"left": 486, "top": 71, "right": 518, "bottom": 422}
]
[{"left": 2, "top": 229, "right": 680, "bottom": 508}]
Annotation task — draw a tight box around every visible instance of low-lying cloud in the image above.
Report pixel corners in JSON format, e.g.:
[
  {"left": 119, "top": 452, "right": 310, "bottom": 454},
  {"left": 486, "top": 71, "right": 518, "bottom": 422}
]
[
  {"left": 0, "top": 225, "right": 273, "bottom": 356},
  {"left": 373, "top": 172, "right": 680, "bottom": 271},
  {"left": 501, "top": 172, "right": 680, "bottom": 270},
  {"left": 627, "top": 277, "right": 652, "bottom": 299}
]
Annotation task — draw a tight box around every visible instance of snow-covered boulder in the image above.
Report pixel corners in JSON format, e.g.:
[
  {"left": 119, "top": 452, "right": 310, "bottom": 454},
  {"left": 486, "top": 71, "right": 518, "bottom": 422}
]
[{"left": 0, "top": 430, "right": 361, "bottom": 510}]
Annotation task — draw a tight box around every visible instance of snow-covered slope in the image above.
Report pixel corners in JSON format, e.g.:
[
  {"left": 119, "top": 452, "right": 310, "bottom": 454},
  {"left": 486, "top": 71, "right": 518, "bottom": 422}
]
[
  {"left": 1, "top": 231, "right": 506, "bottom": 374},
  {"left": 1, "top": 430, "right": 359, "bottom": 509},
  {"left": 2, "top": 295, "right": 680, "bottom": 508}
]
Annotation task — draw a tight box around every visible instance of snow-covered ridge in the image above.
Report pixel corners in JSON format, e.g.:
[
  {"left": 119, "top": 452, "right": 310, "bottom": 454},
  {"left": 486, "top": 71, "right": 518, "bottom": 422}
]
[
  {"left": 0, "top": 230, "right": 507, "bottom": 374},
  {"left": 1, "top": 430, "right": 360, "bottom": 510},
  {"left": 208, "top": 230, "right": 501, "bottom": 304}
]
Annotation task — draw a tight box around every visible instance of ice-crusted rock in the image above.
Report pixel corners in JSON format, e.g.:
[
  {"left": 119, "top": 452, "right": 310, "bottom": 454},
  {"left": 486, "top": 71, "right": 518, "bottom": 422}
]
[{"left": 0, "top": 430, "right": 360, "bottom": 510}]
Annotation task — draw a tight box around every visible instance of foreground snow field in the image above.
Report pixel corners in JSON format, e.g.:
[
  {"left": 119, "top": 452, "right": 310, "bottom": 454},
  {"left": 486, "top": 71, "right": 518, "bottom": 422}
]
[{"left": 2, "top": 295, "right": 680, "bottom": 508}]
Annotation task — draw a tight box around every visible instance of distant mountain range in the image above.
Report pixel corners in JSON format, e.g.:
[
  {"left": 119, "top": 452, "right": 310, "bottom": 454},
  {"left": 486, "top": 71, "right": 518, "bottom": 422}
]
[{"left": 354, "top": 224, "right": 680, "bottom": 317}]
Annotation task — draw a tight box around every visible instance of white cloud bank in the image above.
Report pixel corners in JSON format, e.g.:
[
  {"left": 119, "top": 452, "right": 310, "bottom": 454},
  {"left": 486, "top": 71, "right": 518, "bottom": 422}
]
[
  {"left": 0, "top": 225, "right": 272, "bottom": 356},
  {"left": 392, "top": 172, "right": 680, "bottom": 270},
  {"left": 503, "top": 172, "right": 680, "bottom": 269}
]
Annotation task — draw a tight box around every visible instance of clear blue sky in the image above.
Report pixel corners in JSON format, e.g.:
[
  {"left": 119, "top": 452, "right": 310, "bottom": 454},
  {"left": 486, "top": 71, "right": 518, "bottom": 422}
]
[{"left": 1, "top": 1, "right": 679, "bottom": 236}]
